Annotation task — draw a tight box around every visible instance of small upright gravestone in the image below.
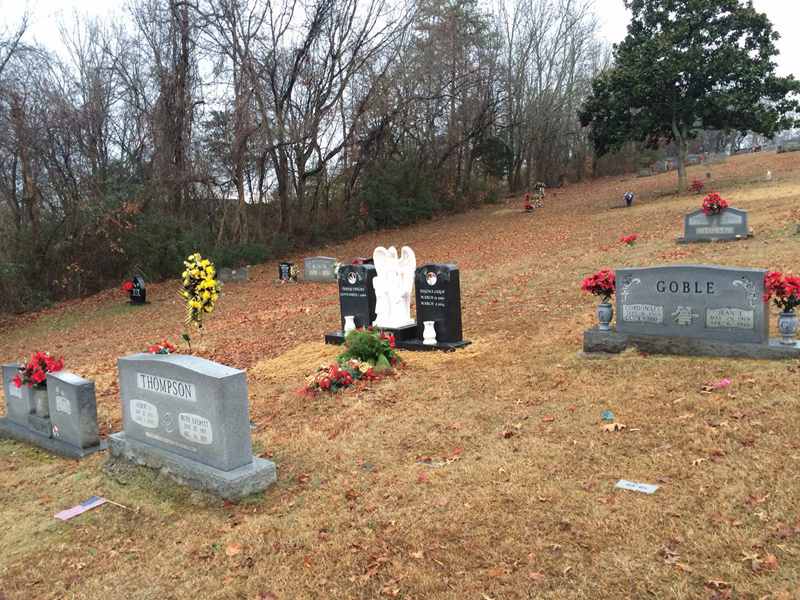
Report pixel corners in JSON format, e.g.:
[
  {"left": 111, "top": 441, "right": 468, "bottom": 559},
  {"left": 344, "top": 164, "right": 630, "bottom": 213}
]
[
  {"left": 109, "top": 353, "right": 276, "bottom": 499},
  {"left": 278, "top": 262, "right": 296, "bottom": 282},
  {"left": 303, "top": 256, "right": 338, "bottom": 283},
  {"left": 219, "top": 266, "right": 249, "bottom": 283},
  {"left": 413, "top": 264, "right": 469, "bottom": 350},
  {"left": 679, "top": 208, "right": 750, "bottom": 243},
  {"left": 0, "top": 368, "right": 104, "bottom": 458},
  {"left": 130, "top": 275, "right": 147, "bottom": 305},
  {"left": 624, "top": 192, "right": 634, "bottom": 207},
  {"left": 324, "top": 264, "right": 378, "bottom": 344}
]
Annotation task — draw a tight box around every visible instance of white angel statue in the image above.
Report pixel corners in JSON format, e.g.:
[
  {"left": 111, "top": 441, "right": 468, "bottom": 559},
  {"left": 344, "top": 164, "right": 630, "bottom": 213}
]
[{"left": 372, "top": 246, "right": 416, "bottom": 329}]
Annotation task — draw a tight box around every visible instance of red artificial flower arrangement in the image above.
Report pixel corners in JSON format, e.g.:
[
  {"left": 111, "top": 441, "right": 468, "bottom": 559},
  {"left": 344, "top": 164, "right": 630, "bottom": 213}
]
[
  {"left": 620, "top": 234, "right": 638, "bottom": 246},
  {"left": 13, "top": 351, "right": 64, "bottom": 389},
  {"left": 147, "top": 339, "right": 177, "bottom": 355},
  {"left": 581, "top": 269, "right": 616, "bottom": 302},
  {"left": 121, "top": 280, "right": 134, "bottom": 293},
  {"left": 764, "top": 271, "right": 800, "bottom": 312},
  {"left": 524, "top": 193, "right": 533, "bottom": 211},
  {"left": 701, "top": 192, "right": 728, "bottom": 215},
  {"left": 688, "top": 179, "right": 705, "bottom": 194}
]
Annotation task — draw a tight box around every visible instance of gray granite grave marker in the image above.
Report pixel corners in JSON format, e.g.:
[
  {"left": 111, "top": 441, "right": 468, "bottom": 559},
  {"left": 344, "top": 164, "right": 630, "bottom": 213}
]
[
  {"left": 109, "top": 353, "right": 276, "bottom": 499},
  {"left": 2, "top": 363, "right": 32, "bottom": 425},
  {"left": 303, "top": 256, "right": 338, "bottom": 282},
  {"left": 680, "top": 208, "right": 749, "bottom": 242},
  {"left": 582, "top": 264, "right": 800, "bottom": 359},
  {"left": 219, "top": 266, "right": 249, "bottom": 283},
  {"left": 47, "top": 371, "right": 100, "bottom": 451}
]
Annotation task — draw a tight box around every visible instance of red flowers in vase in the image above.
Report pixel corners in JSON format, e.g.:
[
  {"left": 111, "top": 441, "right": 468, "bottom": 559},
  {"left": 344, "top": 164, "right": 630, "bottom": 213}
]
[
  {"left": 701, "top": 192, "right": 728, "bottom": 215},
  {"left": 581, "top": 269, "right": 616, "bottom": 302},
  {"left": 121, "top": 280, "right": 134, "bottom": 293},
  {"left": 620, "top": 234, "right": 638, "bottom": 246},
  {"left": 764, "top": 271, "right": 800, "bottom": 312},
  {"left": 13, "top": 352, "right": 64, "bottom": 389}
]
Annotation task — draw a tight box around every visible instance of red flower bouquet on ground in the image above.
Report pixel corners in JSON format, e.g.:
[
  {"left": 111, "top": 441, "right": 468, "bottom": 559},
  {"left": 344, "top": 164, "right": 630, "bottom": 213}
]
[
  {"left": 581, "top": 269, "right": 616, "bottom": 302},
  {"left": 688, "top": 179, "right": 705, "bottom": 194},
  {"left": 764, "top": 271, "right": 800, "bottom": 311},
  {"left": 121, "top": 280, "right": 134, "bottom": 293},
  {"left": 701, "top": 192, "right": 728, "bottom": 215},
  {"left": 620, "top": 234, "right": 638, "bottom": 246},
  {"left": 147, "top": 339, "right": 177, "bottom": 355},
  {"left": 13, "top": 352, "right": 64, "bottom": 389},
  {"left": 524, "top": 193, "right": 534, "bottom": 212}
]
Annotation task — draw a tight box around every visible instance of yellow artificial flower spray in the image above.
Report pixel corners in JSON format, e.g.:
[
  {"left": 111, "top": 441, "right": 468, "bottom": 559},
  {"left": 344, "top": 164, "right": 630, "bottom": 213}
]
[{"left": 179, "top": 252, "right": 222, "bottom": 350}]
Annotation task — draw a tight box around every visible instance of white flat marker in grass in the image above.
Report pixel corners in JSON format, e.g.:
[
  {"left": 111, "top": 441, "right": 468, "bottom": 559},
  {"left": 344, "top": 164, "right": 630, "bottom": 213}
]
[{"left": 615, "top": 480, "right": 659, "bottom": 494}]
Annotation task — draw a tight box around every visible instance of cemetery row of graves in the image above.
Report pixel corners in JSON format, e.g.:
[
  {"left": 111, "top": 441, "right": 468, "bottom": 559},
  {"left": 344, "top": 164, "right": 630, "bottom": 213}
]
[{"left": 1, "top": 151, "right": 800, "bottom": 598}]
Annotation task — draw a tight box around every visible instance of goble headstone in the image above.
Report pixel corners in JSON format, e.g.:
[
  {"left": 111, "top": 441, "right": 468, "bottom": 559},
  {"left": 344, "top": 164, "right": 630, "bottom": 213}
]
[
  {"left": 108, "top": 353, "right": 276, "bottom": 499},
  {"left": 584, "top": 264, "right": 799, "bottom": 358}
]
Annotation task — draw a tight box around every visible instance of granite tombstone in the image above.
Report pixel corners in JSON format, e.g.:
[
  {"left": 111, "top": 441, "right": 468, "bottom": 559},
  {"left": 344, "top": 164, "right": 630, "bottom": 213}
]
[
  {"left": 47, "top": 371, "right": 101, "bottom": 452},
  {"left": 130, "top": 275, "right": 147, "bottom": 304},
  {"left": 414, "top": 264, "right": 467, "bottom": 348},
  {"left": 219, "top": 266, "right": 249, "bottom": 283},
  {"left": 109, "top": 353, "right": 276, "bottom": 499},
  {"left": 2, "top": 363, "right": 32, "bottom": 425},
  {"left": 303, "top": 256, "right": 338, "bottom": 283},
  {"left": 681, "top": 208, "right": 749, "bottom": 242},
  {"left": 337, "top": 264, "right": 377, "bottom": 331},
  {"left": 1, "top": 368, "right": 104, "bottom": 458},
  {"left": 615, "top": 265, "right": 768, "bottom": 344},
  {"left": 278, "top": 262, "right": 293, "bottom": 282}
]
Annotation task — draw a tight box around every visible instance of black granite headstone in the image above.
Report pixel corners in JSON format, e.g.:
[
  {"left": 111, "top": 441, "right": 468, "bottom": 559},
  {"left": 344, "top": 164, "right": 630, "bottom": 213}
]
[
  {"left": 130, "top": 275, "right": 147, "bottom": 304},
  {"left": 415, "top": 264, "right": 463, "bottom": 343},
  {"left": 624, "top": 192, "right": 634, "bottom": 207},
  {"left": 337, "top": 264, "right": 377, "bottom": 330},
  {"left": 278, "top": 262, "right": 293, "bottom": 282}
]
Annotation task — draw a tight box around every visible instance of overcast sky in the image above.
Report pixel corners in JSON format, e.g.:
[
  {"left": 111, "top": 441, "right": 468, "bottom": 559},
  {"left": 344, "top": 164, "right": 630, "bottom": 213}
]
[{"left": 2, "top": 0, "right": 799, "bottom": 77}]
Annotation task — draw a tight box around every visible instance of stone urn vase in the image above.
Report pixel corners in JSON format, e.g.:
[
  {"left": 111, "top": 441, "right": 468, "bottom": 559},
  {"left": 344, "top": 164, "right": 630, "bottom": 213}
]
[
  {"left": 422, "top": 321, "right": 437, "bottom": 346},
  {"left": 343, "top": 315, "right": 356, "bottom": 335},
  {"left": 778, "top": 310, "right": 797, "bottom": 345},
  {"left": 597, "top": 302, "right": 613, "bottom": 331},
  {"left": 32, "top": 386, "right": 49, "bottom": 418}
]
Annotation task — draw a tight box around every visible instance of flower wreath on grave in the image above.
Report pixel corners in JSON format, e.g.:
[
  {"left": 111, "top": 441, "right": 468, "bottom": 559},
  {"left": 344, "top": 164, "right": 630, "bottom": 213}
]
[
  {"left": 581, "top": 269, "right": 616, "bottom": 303},
  {"left": 701, "top": 192, "right": 729, "bottom": 215},
  {"left": 688, "top": 179, "right": 705, "bottom": 194},
  {"left": 301, "top": 329, "right": 401, "bottom": 396},
  {"left": 764, "top": 271, "right": 800, "bottom": 312},
  {"left": 620, "top": 234, "right": 638, "bottom": 246},
  {"left": 13, "top": 351, "right": 64, "bottom": 389}
]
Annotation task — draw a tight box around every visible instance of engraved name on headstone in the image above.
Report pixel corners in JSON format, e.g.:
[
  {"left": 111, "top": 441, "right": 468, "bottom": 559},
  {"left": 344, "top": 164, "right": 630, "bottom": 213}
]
[
  {"left": 414, "top": 264, "right": 464, "bottom": 344},
  {"left": 337, "top": 264, "right": 377, "bottom": 330},
  {"left": 616, "top": 265, "right": 768, "bottom": 344}
]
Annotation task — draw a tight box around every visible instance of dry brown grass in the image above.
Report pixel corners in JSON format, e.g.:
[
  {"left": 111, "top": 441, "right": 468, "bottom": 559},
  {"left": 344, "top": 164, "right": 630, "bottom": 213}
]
[{"left": 2, "top": 153, "right": 800, "bottom": 599}]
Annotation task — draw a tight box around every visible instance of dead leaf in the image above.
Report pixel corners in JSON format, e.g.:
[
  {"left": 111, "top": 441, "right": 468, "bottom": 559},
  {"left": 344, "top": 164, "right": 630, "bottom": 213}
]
[
  {"left": 487, "top": 566, "right": 506, "bottom": 577},
  {"left": 527, "top": 571, "right": 546, "bottom": 582},
  {"left": 542, "top": 415, "right": 555, "bottom": 423},
  {"left": 705, "top": 579, "right": 731, "bottom": 590},
  {"left": 258, "top": 593, "right": 278, "bottom": 600},
  {"left": 601, "top": 423, "right": 626, "bottom": 432},
  {"left": 692, "top": 458, "right": 708, "bottom": 466},
  {"left": 417, "top": 471, "right": 430, "bottom": 484},
  {"left": 297, "top": 473, "right": 310, "bottom": 484},
  {"left": 225, "top": 543, "right": 242, "bottom": 558},
  {"left": 410, "top": 551, "right": 424, "bottom": 560}
]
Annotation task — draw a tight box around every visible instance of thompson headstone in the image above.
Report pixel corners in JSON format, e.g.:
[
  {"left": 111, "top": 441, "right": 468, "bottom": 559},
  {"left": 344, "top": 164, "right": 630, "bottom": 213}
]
[
  {"left": 303, "top": 256, "right": 338, "bottom": 283},
  {"left": 109, "top": 354, "right": 276, "bottom": 499},
  {"left": 414, "top": 264, "right": 467, "bottom": 348},
  {"left": 681, "top": 208, "right": 749, "bottom": 242}
]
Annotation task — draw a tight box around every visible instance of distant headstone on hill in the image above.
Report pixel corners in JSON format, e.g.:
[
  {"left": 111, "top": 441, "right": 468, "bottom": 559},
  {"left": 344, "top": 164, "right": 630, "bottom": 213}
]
[{"left": 679, "top": 208, "right": 750, "bottom": 243}]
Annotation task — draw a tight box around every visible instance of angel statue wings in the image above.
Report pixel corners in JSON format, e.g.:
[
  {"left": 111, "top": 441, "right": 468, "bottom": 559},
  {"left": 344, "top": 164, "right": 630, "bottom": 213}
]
[{"left": 372, "top": 246, "right": 416, "bottom": 329}]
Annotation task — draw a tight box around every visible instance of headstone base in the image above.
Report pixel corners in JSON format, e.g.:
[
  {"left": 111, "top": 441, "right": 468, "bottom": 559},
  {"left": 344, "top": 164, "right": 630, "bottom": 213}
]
[
  {"left": 676, "top": 232, "right": 753, "bottom": 244},
  {"left": 582, "top": 327, "right": 800, "bottom": 360},
  {"left": 0, "top": 417, "right": 106, "bottom": 459},
  {"left": 324, "top": 330, "right": 471, "bottom": 352},
  {"left": 108, "top": 432, "right": 276, "bottom": 500}
]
